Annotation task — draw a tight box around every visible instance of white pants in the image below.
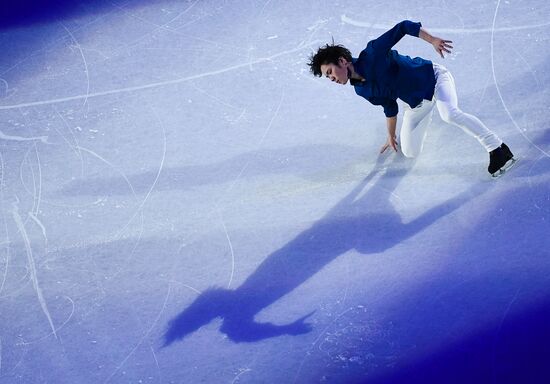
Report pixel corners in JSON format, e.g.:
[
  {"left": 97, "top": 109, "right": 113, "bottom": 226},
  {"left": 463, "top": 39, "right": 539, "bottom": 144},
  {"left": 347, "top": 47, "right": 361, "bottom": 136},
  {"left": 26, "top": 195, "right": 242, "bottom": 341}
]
[{"left": 400, "top": 64, "right": 502, "bottom": 158}]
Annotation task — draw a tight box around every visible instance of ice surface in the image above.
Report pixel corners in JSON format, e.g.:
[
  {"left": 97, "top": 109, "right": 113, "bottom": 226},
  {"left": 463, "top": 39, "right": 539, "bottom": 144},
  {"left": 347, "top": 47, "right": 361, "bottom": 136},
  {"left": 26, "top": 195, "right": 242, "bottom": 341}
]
[{"left": 0, "top": 0, "right": 549, "bottom": 383}]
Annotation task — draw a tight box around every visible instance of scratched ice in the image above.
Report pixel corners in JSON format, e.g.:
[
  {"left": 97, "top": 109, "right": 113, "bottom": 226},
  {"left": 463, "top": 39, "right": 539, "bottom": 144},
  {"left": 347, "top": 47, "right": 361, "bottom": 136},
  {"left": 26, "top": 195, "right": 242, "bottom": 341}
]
[{"left": 0, "top": 0, "right": 549, "bottom": 383}]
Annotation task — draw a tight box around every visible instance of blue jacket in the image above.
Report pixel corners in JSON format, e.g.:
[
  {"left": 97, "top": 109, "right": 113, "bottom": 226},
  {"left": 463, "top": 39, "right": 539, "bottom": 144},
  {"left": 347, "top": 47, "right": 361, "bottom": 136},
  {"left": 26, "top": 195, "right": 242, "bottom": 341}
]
[{"left": 352, "top": 20, "right": 436, "bottom": 118}]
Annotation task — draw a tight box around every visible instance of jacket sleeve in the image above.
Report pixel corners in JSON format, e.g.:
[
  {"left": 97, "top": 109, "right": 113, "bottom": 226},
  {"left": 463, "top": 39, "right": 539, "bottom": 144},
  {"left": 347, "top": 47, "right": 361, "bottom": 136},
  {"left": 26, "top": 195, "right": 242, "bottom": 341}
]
[{"left": 371, "top": 20, "right": 422, "bottom": 54}]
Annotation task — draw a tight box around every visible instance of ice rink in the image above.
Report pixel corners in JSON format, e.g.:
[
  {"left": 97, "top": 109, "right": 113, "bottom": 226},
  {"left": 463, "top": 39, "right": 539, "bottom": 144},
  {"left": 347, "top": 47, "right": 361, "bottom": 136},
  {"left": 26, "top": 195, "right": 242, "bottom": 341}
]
[{"left": 1, "top": 0, "right": 549, "bottom": 383}]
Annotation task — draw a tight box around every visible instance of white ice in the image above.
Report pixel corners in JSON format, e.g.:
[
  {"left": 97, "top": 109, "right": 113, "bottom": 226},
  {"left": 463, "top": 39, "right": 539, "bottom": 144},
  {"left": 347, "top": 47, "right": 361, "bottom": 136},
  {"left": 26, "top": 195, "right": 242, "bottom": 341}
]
[{"left": 0, "top": 0, "right": 549, "bottom": 383}]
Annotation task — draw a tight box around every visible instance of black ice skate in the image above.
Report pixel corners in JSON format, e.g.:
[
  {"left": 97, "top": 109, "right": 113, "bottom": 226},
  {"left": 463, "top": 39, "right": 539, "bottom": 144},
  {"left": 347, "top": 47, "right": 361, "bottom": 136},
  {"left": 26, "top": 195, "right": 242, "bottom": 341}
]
[{"left": 488, "top": 143, "right": 516, "bottom": 178}]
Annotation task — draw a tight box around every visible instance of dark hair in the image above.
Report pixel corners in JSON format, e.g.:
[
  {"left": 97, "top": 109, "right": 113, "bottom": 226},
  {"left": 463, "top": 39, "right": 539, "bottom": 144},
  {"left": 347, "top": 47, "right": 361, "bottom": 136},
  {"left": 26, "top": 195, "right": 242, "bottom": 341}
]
[{"left": 307, "top": 44, "right": 352, "bottom": 77}]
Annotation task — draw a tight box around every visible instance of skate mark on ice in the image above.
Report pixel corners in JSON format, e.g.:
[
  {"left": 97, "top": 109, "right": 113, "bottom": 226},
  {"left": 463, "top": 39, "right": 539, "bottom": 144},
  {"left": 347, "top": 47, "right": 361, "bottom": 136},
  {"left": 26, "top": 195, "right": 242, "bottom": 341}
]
[
  {"left": 0, "top": 235, "right": 9, "bottom": 296},
  {"left": 149, "top": 344, "right": 161, "bottom": 383},
  {"left": 0, "top": 130, "right": 48, "bottom": 143},
  {"left": 0, "top": 78, "right": 10, "bottom": 98},
  {"left": 28, "top": 212, "right": 48, "bottom": 249},
  {"left": 31, "top": 144, "right": 43, "bottom": 217},
  {"left": 173, "top": 9, "right": 215, "bottom": 31},
  {"left": 293, "top": 306, "right": 363, "bottom": 383},
  {"left": 18, "top": 146, "right": 34, "bottom": 207},
  {"left": 510, "top": 46, "right": 542, "bottom": 90},
  {"left": 75, "top": 145, "right": 139, "bottom": 232},
  {"left": 18, "top": 295, "right": 75, "bottom": 345},
  {"left": 165, "top": 279, "right": 202, "bottom": 295},
  {"left": 60, "top": 23, "right": 91, "bottom": 108},
  {"left": 18, "top": 145, "right": 44, "bottom": 229},
  {"left": 0, "top": 153, "right": 9, "bottom": 296},
  {"left": 341, "top": 256, "right": 351, "bottom": 305},
  {"left": 103, "top": 284, "right": 171, "bottom": 384},
  {"left": 54, "top": 106, "right": 85, "bottom": 177},
  {"left": 297, "top": 18, "right": 328, "bottom": 49},
  {"left": 216, "top": 206, "right": 235, "bottom": 289},
  {"left": 11, "top": 199, "right": 57, "bottom": 339},
  {"left": 490, "top": 0, "right": 549, "bottom": 158},
  {"left": 231, "top": 367, "right": 252, "bottom": 384},
  {"left": 163, "top": 0, "right": 201, "bottom": 26},
  {"left": 259, "top": 0, "right": 274, "bottom": 17},
  {"left": 526, "top": 155, "right": 550, "bottom": 213},
  {"left": 8, "top": 340, "right": 28, "bottom": 375}
]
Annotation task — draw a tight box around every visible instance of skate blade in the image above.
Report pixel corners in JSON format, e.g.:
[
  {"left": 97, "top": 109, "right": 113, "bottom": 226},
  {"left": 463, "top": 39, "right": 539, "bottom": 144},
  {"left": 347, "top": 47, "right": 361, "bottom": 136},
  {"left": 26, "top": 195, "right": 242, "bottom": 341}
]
[{"left": 491, "top": 157, "right": 518, "bottom": 179}]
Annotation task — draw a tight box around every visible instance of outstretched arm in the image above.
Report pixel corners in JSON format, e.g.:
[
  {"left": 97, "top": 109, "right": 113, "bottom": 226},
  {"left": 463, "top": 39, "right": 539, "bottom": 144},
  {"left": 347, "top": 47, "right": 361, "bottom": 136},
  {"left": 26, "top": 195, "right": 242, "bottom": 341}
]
[
  {"left": 419, "top": 27, "right": 453, "bottom": 58},
  {"left": 371, "top": 20, "right": 423, "bottom": 53}
]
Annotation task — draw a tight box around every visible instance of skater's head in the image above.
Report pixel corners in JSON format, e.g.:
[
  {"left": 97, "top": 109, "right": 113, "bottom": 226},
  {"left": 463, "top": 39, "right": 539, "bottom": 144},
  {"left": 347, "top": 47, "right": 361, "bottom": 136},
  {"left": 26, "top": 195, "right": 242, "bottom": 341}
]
[{"left": 308, "top": 43, "right": 352, "bottom": 85}]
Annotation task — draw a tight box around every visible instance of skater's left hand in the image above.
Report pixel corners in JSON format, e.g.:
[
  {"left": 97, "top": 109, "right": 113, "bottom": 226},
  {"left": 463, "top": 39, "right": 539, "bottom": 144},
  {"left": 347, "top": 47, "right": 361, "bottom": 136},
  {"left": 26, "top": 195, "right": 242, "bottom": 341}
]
[{"left": 432, "top": 37, "right": 453, "bottom": 58}]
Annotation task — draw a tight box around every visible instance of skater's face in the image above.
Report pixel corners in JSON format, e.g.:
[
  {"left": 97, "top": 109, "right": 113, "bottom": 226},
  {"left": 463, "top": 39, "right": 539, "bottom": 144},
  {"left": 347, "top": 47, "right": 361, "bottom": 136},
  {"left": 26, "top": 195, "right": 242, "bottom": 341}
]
[{"left": 320, "top": 57, "right": 349, "bottom": 85}]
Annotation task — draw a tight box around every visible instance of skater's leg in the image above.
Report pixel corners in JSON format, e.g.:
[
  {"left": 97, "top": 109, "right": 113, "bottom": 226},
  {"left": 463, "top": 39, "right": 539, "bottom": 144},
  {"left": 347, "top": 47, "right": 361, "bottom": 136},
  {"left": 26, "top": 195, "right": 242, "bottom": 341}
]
[
  {"left": 433, "top": 64, "right": 502, "bottom": 152},
  {"left": 400, "top": 100, "right": 435, "bottom": 158}
]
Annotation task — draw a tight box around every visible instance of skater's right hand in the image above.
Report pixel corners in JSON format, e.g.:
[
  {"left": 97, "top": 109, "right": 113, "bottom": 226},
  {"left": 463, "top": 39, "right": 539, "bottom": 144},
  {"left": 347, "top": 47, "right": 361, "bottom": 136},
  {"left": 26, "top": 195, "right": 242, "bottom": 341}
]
[{"left": 380, "top": 135, "right": 398, "bottom": 153}]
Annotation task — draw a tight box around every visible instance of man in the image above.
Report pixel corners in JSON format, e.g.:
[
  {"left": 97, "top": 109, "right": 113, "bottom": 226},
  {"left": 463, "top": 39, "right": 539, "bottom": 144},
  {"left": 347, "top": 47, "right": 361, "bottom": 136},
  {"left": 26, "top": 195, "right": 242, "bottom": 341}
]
[{"left": 308, "top": 20, "right": 515, "bottom": 177}]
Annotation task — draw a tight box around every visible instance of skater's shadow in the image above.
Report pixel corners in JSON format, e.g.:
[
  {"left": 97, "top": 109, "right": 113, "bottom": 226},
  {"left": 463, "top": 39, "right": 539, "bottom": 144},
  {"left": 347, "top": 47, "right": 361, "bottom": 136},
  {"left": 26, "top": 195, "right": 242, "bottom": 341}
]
[{"left": 164, "top": 154, "right": 482, "bottom": 345}]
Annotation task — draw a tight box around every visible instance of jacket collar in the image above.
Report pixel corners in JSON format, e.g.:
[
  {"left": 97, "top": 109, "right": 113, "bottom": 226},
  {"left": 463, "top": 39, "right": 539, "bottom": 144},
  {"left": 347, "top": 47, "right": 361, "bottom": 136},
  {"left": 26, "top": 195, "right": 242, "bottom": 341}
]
[{"left": 350, "top": 58, "right": 366, "bottom": 86}]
